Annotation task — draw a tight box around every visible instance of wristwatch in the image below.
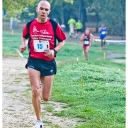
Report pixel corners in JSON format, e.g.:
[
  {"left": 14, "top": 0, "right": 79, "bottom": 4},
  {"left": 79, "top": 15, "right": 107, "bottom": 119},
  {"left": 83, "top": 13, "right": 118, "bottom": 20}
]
[{"left": 54, "top": 49, "right": 58, "bottom": 55}]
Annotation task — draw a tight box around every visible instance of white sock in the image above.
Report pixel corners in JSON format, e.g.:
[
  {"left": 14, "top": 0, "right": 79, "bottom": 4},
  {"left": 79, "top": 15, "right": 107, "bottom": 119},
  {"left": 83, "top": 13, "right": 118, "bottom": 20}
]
[{"left": 37, "top": 120, "right": 42, "bottom": 123}]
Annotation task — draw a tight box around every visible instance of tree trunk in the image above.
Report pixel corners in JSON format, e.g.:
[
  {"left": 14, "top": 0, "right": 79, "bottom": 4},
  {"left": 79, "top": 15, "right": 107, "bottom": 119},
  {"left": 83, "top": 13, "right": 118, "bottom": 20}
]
[
  {"left": 79, "top": 0, "right": 87, "bottom": 32},
  {"left": 80, "top": 8, "right": 87, "bottom": 32},
  {"left": 95, "top": 13, "right": 99, "bottom": 33},
  {"left": 78, "top": 0, "right": 82, "bottom": 20},
  {"left": 60, "top": 3, "right": 64, "bottom": 24},
  {"left": 61, "top": 8, "right": 64, "bottom": 24}
]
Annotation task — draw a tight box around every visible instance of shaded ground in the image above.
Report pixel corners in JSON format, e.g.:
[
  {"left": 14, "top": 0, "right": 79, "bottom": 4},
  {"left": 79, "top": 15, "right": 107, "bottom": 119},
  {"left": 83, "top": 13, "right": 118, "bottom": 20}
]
[
  {"left": 106, "top": 53, "right": 125, "bottom": 63},
  {"left": 2, "top": 56, "right": 83, "bottom": 128}
]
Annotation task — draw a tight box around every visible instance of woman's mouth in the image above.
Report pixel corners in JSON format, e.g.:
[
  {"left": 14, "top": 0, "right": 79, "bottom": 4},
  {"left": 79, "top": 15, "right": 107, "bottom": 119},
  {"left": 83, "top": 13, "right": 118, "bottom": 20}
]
[{"left": 41, "top": 14, "right": 45, "bottom": 18}]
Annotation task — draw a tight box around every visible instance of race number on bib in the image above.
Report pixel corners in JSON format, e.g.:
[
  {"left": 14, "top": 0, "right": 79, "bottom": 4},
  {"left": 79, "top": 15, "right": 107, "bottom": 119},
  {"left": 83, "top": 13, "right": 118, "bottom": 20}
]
[
  {"left": 101, "top": 31, "right": 106, "bottom": 35},
  {"left": 34, "top": 40, "right": 50, "bottom": 52},
  {"left": 84, "top": 41, "right": 89, "bottom": 45}
]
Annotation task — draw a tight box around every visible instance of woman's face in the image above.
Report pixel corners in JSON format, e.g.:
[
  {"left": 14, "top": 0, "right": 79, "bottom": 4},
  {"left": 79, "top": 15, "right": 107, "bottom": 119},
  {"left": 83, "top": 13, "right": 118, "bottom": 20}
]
[
  {"left": 36, "top": 1, "right": 51, "bottom": 22},
  {"left": 85, "top": 30, "right": 89, "bottom": 34}
]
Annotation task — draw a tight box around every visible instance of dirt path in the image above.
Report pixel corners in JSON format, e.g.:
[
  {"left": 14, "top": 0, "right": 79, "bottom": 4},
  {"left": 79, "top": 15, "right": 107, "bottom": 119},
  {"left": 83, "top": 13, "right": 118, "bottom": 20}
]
[{"left": 2, "top": 56, "right": 83, "bottom": 128}]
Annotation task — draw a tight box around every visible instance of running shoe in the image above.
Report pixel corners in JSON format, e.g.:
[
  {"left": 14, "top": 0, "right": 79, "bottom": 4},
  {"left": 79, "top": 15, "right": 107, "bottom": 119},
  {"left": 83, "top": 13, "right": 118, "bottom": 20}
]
[{"left": 33, "top": 121, "right": 43, "bottom": 128}]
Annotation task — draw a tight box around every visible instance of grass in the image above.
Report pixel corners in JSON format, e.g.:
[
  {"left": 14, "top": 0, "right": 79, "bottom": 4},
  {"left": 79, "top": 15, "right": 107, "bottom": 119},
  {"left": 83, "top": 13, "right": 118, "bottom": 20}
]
[
  {"left": 52, "top": 61, "right": 125, "bottom": 127},
  {"left": 2, "top": 29, "right": 29, "bottom": 57},
  {"left": 13, "top": 78, "right": 22, "bottom": 82},
  {"left": 44, "top": 106, "right": 54, "bottom": 112},
  {"left": 2, "top": 28, "right": 126, "bottom": 128},
  {"left": 115, "top": 57, "right": 126, "bottom": 59}
]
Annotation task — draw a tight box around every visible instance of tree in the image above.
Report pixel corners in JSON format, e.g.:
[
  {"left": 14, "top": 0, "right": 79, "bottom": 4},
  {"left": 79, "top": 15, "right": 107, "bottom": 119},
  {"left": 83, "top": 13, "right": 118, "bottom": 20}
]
[
  {"left": 3, "top": 0, "right": 37, "bottom": 17},
  {"left": 49, "top": 0, "right": 76, "bottom": 30},
  {"left": 87, "top": 0, "right": 101, "bottom": 32},
  {"left": 93, "top": 0, "right": 126, "bottom": 36},
  {"left": 73, "top": 0, "right": 93, "bottom": 31},
  {"left": 3, "top": 0, "right": 125, "bottom": 37}
]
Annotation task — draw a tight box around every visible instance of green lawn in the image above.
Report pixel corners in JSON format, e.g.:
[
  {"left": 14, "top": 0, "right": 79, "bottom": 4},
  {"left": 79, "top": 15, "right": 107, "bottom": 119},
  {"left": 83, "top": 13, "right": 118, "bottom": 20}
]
[
  {"left": 2, "top": 29, "right": 126, "bottom": 128},
  {"left": 54, "top": 40, "right": 125, "bottom": 128}
]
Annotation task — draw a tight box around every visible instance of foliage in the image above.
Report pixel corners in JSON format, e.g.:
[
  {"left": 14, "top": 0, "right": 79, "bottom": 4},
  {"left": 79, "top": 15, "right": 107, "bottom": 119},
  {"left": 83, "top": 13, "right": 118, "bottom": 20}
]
[
  {"left": 106, "top": 0, "right": 126, "bottom": 36},
  {"left": 91, "top": 0, "right": 126, "bottom": 36},
  {"left": 3, "top": 0, "right": 126, "bottom": 36},
  {"left": 2, "top": 0, "right": 37, "bottom": 17},
  {"left": 64, "top": 0, "right": 74, "bottom": 4}
]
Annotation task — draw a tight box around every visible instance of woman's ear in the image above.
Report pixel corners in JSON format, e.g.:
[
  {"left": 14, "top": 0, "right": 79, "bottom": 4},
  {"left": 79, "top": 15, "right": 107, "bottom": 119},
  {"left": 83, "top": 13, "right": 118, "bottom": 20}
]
[{"left": 36, "top": 7, "right": 38, "bottom": 13}]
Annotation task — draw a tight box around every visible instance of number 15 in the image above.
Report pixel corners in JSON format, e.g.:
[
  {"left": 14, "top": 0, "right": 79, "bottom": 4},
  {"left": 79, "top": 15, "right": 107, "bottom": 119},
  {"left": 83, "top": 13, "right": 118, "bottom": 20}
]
[{"left": 37, "top": 44, "right": 43, "bottom": 49}]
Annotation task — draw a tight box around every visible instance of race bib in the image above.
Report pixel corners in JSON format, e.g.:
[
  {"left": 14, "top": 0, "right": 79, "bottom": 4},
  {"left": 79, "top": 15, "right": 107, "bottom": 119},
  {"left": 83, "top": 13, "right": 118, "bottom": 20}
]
[
  {"left": 84, "top": 41, "right": 89, "bottom": 45},
  {"left": 34, "top": 40, "right": 50, "bottom": 52},
  {"left": 101, "top": 31, "right": 106, "bottom": 35}
]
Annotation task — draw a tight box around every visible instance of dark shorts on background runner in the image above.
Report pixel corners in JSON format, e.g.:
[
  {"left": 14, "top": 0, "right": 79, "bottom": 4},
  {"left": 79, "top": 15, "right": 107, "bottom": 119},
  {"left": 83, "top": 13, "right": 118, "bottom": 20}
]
[
  {"left": 25, "top": 57, "right": 57, "bottom": 76},
  {"left": 76, "top": 29, "right": 82, "bottom": 32},
  {"left": 83, "top": 44, "right": 90, "bottom": 49}
]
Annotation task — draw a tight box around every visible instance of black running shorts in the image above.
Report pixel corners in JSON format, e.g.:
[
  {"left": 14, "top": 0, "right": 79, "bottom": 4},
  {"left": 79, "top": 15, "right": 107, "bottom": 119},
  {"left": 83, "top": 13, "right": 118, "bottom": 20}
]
[
  {"left": 76, "top": 29, "right": 82, "bottom": 32},
  {"left": 25, "top": 57, "right": 57, "bottom": 76}
]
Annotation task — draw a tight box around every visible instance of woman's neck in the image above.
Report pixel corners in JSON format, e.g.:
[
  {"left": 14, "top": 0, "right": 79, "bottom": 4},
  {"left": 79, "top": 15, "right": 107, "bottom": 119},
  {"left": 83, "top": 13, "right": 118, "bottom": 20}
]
[{"left": 37, "top": 17, "right": 48, "bottom": 23}]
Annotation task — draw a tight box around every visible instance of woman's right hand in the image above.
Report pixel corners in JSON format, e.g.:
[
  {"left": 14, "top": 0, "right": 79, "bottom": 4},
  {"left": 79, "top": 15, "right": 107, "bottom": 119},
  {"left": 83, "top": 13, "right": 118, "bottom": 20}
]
[{"left": 20, "top": 44, "right": 26, "bottom": 53}]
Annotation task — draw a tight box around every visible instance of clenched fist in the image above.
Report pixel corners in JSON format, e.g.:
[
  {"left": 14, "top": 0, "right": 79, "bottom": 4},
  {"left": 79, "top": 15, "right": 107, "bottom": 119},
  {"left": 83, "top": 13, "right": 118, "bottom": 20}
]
[
  {"left": 20, "top": 44, "right": 27, "bottom": 53},
  {"left": 44, "top": 50, "right": 54, "bottom": 58}
]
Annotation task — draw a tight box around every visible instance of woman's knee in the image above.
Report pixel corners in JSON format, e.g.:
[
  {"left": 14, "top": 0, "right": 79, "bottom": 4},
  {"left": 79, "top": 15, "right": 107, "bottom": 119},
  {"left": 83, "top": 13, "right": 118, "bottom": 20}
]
[
  {"left": 32, "top": 88, "right": 40, "bottom": 97},
  {"left": 42, "top": 96, "right": 50, "bottom": 101},
  {"left": 85, "top": 50, "right": 88, "bottom": 53}
]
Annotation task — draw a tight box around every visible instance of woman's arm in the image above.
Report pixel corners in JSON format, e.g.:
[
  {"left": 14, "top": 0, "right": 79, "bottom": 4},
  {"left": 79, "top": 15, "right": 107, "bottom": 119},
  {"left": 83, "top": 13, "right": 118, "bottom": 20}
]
[
  {"left": 90, "top": 33, "right": 94, "bottom": 43},
  {"left": 80, "top": 34, "right": 84, "bottom": 42}
]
